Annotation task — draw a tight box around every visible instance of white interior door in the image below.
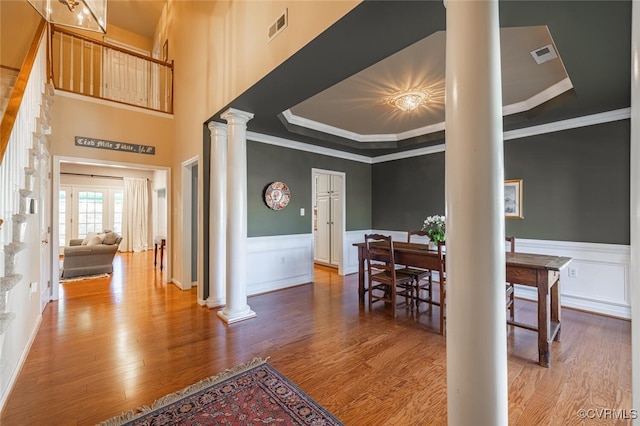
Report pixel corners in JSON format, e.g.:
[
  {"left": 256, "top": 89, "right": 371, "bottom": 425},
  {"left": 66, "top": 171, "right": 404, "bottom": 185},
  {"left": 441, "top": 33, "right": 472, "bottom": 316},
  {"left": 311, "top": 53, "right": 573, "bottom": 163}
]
[
  {"left": 313, "top": 171, "right": 344, "bottom": 269},
  {"left": 315, "top": 195, "right": 331, "bottom": 264},
  {"left": 329, "top": 175, "right": 343, "bottom": 267},
  {"left": 40, "top": 161, "right": 52, "bottom": 313},
  {"left": 103, "top": 41, "right": 150, "bottom": 108}
]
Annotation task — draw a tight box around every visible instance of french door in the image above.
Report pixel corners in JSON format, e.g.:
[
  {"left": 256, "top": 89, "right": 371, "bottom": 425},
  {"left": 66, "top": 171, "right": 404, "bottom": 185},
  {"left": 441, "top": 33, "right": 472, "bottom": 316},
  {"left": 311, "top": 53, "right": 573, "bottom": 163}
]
[{"left": 58, "top": 186, "right": 123, "bottom": 254}]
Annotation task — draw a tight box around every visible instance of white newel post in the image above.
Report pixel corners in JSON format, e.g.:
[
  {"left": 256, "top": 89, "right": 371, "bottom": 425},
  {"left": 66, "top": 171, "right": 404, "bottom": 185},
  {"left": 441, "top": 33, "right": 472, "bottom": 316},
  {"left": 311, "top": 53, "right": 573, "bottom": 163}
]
[
  {"left": 218, "top": 108, "right": 256, "bottom": 324},
  {"left": 445, "top": 1, "right": 508, "bottom": 425},
  {"left": 207, "top": 122, "right": 227, "bottom": 308}
]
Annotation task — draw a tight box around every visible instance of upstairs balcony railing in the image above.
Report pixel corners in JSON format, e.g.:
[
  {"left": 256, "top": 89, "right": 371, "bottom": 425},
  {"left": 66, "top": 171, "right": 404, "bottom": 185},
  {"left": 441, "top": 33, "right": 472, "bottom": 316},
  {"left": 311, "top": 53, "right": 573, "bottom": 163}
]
[{"left": 50, "top": 25, "right": 173, "bottom": 114}]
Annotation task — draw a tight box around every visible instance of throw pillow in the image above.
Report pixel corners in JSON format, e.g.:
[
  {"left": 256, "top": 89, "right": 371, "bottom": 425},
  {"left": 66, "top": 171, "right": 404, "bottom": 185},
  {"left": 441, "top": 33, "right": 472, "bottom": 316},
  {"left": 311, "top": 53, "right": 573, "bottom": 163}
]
[
  {"left": 86, "top": 234, "right": 104, "bottom": 246},
  {"left": 103, "top": 232, "right": 119, "bottom": 245},
  {"left": 82, "top": 232, "right": 97, "bottom": 245}
]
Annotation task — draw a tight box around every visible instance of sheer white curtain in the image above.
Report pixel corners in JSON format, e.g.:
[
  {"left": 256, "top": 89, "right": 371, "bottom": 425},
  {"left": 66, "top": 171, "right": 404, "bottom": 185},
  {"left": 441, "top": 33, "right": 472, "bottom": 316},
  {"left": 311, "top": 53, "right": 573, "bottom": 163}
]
[{"left": 120, "top": 177, "right": 149, "bottom": 252}]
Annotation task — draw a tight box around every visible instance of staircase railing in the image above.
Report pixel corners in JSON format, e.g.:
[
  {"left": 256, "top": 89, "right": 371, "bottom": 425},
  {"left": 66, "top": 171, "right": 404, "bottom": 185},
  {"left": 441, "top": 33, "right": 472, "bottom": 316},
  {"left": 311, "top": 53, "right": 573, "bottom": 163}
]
[
  {"left": 50, "top": 25, "right": 174, "bottom": 114},
  {"left": 0, "top": 19, "right": 47, "bottom": 165},
  {"left": 0, "top": 16, "right": 51, "bottom": 335}
]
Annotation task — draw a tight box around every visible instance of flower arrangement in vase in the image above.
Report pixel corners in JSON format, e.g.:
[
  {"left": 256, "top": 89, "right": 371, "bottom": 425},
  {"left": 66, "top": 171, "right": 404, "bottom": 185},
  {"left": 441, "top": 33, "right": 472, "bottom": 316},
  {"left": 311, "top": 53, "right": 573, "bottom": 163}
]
[{"left": 422, "top": 215, "right": 446, "bottom": 248}]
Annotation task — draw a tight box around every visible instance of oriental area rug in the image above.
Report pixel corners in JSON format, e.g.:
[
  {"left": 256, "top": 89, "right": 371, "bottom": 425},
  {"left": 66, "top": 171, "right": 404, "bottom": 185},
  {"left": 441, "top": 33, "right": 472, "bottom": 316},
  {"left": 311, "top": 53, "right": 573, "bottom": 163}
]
[
  {"left": 59, "top": 273, "right": 110, "bottom": 283},
  {"left": 98, "top": 358, "right": 344, "bottom": 426}
]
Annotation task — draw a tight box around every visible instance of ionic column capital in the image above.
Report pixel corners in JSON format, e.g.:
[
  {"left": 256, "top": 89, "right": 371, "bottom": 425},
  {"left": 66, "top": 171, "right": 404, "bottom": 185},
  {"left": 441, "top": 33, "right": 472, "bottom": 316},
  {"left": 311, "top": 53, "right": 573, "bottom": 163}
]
[{"left": 220, "top": 108, "right": 254, "bottom": 125}]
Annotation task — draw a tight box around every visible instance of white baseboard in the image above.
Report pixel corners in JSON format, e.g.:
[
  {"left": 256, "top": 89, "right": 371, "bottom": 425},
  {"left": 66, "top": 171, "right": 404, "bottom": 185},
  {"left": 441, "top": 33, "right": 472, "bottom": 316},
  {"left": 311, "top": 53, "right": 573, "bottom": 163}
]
[
  {"left": 247, "top": 234, "right": 314, "bottom": 295},
  {"left": 0, "top": 314, "right": 42, "bottom": 412},
  {"left": 171, "top": 278, "right": 186, "bottom": 290}
]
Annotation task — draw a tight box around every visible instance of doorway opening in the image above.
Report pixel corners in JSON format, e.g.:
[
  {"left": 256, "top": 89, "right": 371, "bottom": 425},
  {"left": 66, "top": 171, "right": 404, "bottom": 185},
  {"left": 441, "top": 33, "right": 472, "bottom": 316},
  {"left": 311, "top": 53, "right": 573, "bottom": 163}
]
[
  {"left": 52, "top": 156, "right": 171, "bottom": 301},
  {"left": 312, "top": 169, "right": 346, "bottom": 274}
]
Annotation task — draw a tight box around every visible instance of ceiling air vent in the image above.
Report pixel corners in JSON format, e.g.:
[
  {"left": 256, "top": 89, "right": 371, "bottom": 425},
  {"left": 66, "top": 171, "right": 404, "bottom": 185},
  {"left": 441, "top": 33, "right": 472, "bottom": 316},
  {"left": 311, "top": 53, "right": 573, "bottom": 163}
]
[
  {"left": 268, "top": 9, "right": 288, "bottom": 43},
  {"left": 530, "top": 44, "right": 558, "bottom": 64}
]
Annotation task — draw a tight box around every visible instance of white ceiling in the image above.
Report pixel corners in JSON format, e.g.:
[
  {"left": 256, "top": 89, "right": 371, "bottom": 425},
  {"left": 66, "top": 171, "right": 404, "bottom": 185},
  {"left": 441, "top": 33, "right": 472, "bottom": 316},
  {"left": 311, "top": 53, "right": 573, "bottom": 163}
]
[{"left": 286, "top": 25, "right": 572, "bottom": 144}]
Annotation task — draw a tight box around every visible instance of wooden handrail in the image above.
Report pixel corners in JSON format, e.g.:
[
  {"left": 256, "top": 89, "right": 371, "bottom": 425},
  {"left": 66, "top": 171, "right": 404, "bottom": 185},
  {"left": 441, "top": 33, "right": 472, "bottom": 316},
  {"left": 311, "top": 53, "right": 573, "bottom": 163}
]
[
  {"left": 0, "top": 18, "right": 47, "bottom": 164},
  {"left": 51, "top": 25, "right": 174, "bottom": 68}
]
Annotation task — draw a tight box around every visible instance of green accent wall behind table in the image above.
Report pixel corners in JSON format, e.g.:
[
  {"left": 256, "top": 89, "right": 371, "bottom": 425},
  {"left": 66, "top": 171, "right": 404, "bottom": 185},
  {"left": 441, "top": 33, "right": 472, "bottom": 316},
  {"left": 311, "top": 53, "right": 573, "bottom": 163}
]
[
  {"left": 505, "top": 120, "right": 629, "bottom": 244},
  {"left": 247, "top": 141, "right": 372, "bottom": 237},
  {"left": 371, "top": 119, "right": 630, "bottom": 245},
  {"left": 372, "top": 152, "right": 445, "bottom": 232}
]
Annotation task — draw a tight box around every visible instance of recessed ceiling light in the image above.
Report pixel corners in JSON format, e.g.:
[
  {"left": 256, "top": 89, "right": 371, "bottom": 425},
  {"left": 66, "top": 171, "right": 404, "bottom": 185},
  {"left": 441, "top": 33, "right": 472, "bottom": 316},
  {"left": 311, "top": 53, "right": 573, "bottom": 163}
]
[{"left": 388, "top": 90, "right": 429, "bottom": 112}]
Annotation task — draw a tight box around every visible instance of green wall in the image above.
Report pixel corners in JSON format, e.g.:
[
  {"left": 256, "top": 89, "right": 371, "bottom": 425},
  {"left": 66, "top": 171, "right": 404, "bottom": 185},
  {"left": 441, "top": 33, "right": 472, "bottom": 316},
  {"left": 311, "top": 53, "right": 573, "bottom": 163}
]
[
  {"left": 371, "top": 120, "right": 630, "bottom": 245},
  {"left": 372, "top": 152, "right": 445, "bottom": 232},
  {"left": 247, "top": 141, "right": 372, "bottom": 237},
  {"left": 505, "top": 120, "right": 629, "bottom": 244}
]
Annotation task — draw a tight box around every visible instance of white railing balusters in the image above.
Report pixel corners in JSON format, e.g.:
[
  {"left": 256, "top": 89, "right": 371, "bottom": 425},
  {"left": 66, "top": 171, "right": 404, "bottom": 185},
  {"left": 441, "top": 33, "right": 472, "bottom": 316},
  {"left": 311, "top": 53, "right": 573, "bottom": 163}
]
[
  {"left": 69, "top": 35, "right": 74, "bottom": 91},
  {"left": 90, "top": 43, "right": 94, "bottom": 96},
  {"left": 50, "top": 26, "right": 172, "bottom": 113},
  {"left": 58, "top": 33, "right": 63, "bottom": 88},
  {"left": 80, "top": 40, "right": 84, "bottom": 93}
]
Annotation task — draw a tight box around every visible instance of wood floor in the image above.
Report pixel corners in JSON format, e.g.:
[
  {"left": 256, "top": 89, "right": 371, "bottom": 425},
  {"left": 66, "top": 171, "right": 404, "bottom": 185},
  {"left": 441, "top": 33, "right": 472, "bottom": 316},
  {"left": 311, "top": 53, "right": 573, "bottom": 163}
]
[{"left": 1, "top": 251, "right": 632, "bottom": 425}]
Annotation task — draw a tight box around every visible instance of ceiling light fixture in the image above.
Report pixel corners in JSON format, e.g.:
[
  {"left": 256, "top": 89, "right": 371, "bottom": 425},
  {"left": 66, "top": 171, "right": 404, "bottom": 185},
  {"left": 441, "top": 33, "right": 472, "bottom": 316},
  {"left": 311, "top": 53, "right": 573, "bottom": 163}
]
[
  {"left": 27, "top": 0, "right": 107, "bottom": 33},
  {"left": 388, "top": 90, "right": 429, "bottom": 112}
]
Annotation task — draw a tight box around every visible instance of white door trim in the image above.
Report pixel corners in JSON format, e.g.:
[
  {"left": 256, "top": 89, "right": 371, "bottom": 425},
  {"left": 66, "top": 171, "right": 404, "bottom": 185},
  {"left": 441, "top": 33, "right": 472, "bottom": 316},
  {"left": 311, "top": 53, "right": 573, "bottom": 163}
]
[
  {"left": 52, "top": 155, "right": 171, "bottom": 300},
  {"left": 180, "top": 156, "right": 198, "bottom": 291},
  {"left": 311, "top": 168, "right": 347, "bottom": 275}
]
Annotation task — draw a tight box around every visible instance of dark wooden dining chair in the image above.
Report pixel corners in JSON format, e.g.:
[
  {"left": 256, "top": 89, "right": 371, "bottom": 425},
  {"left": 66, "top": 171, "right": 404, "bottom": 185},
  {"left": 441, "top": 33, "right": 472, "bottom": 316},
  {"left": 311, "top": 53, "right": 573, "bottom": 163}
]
[
  {"left": 396, "top": 230, "right": 433, "bottom": 310},
  {"left": 505, "top": 236, "right": 516, "bottom": 321},
  {"left": 365, "top": 233, "right": 415, "bottom": 318},
  {"left": 437, "top": 240, "right": 515, "bottom": 335},
  {"left": 437, "top": 240, "right": 447, "bottom": 334}
]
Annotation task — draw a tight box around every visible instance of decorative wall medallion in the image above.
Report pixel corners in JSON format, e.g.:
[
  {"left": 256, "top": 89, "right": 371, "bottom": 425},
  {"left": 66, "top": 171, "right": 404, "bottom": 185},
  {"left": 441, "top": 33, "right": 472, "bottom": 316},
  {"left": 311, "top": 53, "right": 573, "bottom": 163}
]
[{"left": 265, "top": 182, "right": 290, "bottom": 210}]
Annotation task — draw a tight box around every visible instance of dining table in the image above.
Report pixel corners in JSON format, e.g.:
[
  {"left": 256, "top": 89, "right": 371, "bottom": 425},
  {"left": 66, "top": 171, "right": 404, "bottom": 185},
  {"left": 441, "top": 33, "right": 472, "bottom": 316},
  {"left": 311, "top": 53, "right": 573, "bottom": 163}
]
[{"left": 353, "top": 241, "right": 572, "bottom": 367}]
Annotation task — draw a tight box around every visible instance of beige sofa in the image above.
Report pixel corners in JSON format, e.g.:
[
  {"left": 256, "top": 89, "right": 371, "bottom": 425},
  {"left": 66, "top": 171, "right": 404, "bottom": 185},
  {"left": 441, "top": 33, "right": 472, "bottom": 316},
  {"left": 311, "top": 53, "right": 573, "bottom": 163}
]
[{"left": 61, "top": 231, "right": 122, "bottom": 279}]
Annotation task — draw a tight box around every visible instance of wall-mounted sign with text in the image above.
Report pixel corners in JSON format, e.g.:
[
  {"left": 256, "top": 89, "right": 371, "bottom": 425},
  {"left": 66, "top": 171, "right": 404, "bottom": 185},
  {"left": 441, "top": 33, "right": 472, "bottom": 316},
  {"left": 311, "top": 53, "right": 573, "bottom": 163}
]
[{"left": 75, "top": 136, "right": 156, "bottom": 155}]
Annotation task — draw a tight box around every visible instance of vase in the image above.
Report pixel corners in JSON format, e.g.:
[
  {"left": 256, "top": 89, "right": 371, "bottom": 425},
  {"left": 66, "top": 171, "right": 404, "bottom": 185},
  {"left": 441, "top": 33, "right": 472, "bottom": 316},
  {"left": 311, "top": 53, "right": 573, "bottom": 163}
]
[{"left": 428, "top": 241, "right": 437, "bottom": 251}]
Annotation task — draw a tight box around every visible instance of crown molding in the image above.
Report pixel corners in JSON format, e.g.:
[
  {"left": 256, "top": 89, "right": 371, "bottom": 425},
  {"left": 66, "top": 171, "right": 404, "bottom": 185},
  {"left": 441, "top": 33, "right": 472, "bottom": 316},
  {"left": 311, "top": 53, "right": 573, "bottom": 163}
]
[
  {"left": 246, "top": 131, "right": 372, "bottom": 164},
  {"left": 250, "top": 108, "right": 630, "bottom": 164},
  {"left": 281, "top": 110, "right": 397, "bottom": 142},
  {"left": 282, "top": 78, "right": 575, "bottom": 144},
  {"left": 503, "top": 108, "right": 630, "bottom": 140},
  {"left": 371, "top": 144, "right": 445, "bottom": 164},
  {"left": 502, "top": 77, "right": 574, "bottom": 116}
]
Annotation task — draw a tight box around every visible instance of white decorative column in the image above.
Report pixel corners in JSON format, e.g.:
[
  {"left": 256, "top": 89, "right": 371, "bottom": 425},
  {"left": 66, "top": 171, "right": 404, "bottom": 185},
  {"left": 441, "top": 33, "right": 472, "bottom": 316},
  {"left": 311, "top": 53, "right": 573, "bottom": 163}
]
[
  {"left": 207, "top": 122, "right": 227, "bottom": 308},
  {"left": 445, "top": 1, "right": 508, "bottom": 425},
  {"left": 630, "top": 1, "right": 640, "bottom": 423},
  {"left": 217, "top": 108, "right": 256, "bottom": 324}
]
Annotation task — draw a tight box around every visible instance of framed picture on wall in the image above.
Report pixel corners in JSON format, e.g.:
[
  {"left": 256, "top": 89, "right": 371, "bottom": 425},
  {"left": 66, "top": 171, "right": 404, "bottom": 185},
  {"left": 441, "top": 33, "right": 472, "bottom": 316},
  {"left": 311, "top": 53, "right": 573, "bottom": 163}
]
[{"left": 504, "top": 179, "right": 523, "bottom": 219}]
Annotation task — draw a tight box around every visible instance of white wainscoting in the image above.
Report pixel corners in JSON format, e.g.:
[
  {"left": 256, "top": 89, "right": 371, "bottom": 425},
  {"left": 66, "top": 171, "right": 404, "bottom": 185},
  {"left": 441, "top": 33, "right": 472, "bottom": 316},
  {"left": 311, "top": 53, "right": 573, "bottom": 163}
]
[
  {"left": 513, "top": 238, "right": 630, "bottom": 319},
  {"left": 343, "top": 230, "right": 372, "bottom": 275},
  {"left": 247, "top": 234, "right": 314, "bottom": 295},
  {"left": 347, "top": 231, "right": 630, "bottom": 319}
]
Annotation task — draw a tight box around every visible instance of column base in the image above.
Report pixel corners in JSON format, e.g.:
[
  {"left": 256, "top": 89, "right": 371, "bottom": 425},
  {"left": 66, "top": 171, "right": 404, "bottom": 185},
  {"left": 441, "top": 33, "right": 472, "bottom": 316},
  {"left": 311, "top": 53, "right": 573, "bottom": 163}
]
[
  {"left": 206, "top": 298, "right": 226, "bottom": 309},
  {"left": 217, "top": 307, "right": 256, "bottom": 324}
]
